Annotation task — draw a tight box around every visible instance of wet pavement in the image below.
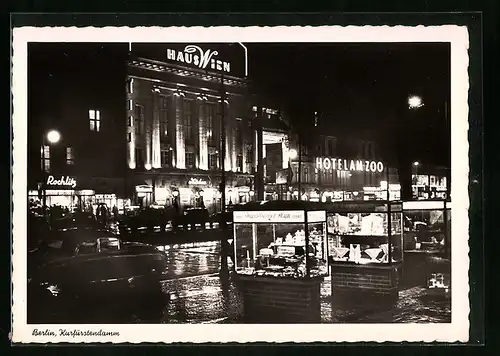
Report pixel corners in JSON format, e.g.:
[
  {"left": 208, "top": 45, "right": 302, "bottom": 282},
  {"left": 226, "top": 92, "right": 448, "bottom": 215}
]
[
  {"left": 30, "top": 229, "right": 451, "bottom": 324},
  {"left": 136, "top": 239, "right": 450, "bottom": 324}
]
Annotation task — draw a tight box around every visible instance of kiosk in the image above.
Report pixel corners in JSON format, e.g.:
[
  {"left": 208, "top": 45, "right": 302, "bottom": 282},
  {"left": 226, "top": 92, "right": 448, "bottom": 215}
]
[
  {"left": 326, "top": 201, "right": 404, "bottom": 298},
  {"left": 232, "top": 201, "right": 329, "bottom": 323}
]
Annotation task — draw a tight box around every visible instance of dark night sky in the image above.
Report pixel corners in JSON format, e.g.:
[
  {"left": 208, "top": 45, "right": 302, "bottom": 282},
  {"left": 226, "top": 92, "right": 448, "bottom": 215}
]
[{"left": 29, "top": 42, "right": 450, "bottom": 166}]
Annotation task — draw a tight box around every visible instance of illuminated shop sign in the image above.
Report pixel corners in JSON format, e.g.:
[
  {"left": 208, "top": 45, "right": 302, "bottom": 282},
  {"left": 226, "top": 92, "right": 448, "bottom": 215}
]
[
  {"left": 135, "top": 185, "right": 153, "bottom": 193},
  {"left": 233, "top": 210, "right": 305, "bottom": 223},
  {"left": 166, "top": 45, "right": 231, "bottom": 73},
  {"left": 315, "top": 157, "right": 384, "bottom": 173},
  {"left": 188, "top": 177, "right": 208, "bottom": 186},
  {"left": 46, "top": 175, "right": 77, "bottom": 188},
  {"left": 307, "top": 210, "right": 326, "bottom": 223}
]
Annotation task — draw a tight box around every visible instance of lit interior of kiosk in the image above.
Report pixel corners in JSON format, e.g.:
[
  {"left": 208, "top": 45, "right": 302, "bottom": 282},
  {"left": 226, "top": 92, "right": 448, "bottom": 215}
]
[
  {"left": 232, "top": 204, "right": 329, "bottom": 279},
  {"left": 327, "top": 201, "right": 404, "bottom": 265}
]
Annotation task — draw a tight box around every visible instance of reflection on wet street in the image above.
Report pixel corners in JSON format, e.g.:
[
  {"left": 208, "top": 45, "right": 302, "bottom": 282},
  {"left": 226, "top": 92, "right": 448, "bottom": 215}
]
[
  {"left": 157, "top": 241, "right": 222, "bottom": 279},
  {"left": 30, "top": 235, "right": 451, "bottom": 324},
  {"left": 135, "top": 240, "right": 450, "bottom": 324}
]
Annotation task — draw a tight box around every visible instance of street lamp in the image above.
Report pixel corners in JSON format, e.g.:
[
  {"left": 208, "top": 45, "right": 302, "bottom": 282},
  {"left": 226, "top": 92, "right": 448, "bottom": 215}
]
[
  {"left": 408, "top": 95, "right": 424, "bottom": 109},
  {"left": 288, "top": 148, "right": 298, "bottom": 160},
  {"left": 413, "top": 161, "right": 420, "bottom": 167},
  {"left": 41, "top": 129, "right": 61, "bottom": 218}
]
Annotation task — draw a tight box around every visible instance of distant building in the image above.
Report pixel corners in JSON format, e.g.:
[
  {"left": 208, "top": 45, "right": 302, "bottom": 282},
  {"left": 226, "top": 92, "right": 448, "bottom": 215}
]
[{"left": 28, "top": 43, "right": 129, "bottom": 212}]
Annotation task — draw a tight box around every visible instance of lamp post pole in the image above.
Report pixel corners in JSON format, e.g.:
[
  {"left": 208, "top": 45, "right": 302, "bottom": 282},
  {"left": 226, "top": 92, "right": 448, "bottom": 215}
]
[
  {"left": 220, "top": 71, "right": 226, "bottom": 213},
  {"left": 41, "top": 136, "right": 47, "bottom": 219},
  {"left": 297, "top": 134, "right": 302, "bottom": 201},
  {"left": 40, "top": 130, "right": 61, "bottom": 220}
]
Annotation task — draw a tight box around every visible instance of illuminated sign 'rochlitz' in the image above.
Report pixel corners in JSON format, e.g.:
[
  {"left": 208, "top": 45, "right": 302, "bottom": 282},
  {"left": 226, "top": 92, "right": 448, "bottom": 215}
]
[
  {"left": 46, "top": 175, "right": 77, "bottom": 188},
  {"left": 166, "top": 45, "right": 231, "bottom": 73},
  {"left": 316, "top": 157, "right": 384, "bottom": 173}
]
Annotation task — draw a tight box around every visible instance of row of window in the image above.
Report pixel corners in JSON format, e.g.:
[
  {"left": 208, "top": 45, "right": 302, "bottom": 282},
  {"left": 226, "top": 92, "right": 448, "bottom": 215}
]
[
  {"left": 133, "top": 148, "right": 245, "bottom": 171},
  {"left": 129, "top": 98, "right": 219, "bottom": 145},
  {"left": 40, "top": 146, "right": 74, "bottom": 172}
]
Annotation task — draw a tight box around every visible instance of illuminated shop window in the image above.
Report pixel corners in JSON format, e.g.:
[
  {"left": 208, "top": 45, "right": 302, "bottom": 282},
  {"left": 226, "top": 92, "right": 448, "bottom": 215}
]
[
  {"left": 183, "top": 100, "right": 193, "bottom": 142},
  {"left": 206, "top": 103, "right": 216, "bottom": 146},
  {"left": 185, "top": 152, "right": 195, "bottom": 168},
  {"left": 161, "top": 149, "right": 172, "bottom": 167},
  {"left": 66, "top": 147, "right": 74, "bottom": 165},
  {"left": 41, "top": 145, "right": 50, "bottom": 172},
  {"left": 209, "top": 153, "right": 218, "bottom": 170},
  {"left": 89, "top": 109, "right": 101, "bottom": 132},
  {"left": 134, "top": 104, "right": 144, "bottom": 136}
]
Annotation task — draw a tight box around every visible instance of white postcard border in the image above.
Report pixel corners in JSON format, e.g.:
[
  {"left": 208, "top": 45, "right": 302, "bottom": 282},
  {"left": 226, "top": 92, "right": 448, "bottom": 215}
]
[{"left": 12, "top": 25, "right": 470, "bottom": 343}]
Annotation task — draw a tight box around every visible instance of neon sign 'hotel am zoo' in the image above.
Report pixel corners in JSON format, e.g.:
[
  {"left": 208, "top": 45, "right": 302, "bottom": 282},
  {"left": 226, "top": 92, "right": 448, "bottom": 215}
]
[{"left": 315, "top": 157, "right": 385, "bottom": 173}]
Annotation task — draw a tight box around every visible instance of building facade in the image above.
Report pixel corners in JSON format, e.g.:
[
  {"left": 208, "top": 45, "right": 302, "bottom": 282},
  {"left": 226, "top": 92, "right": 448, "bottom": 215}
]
[
  {"left": 28, "top": 43, "right": 130, "bottom": 213},
  {"left": 125, "top": 49, "right": 259, "bottom": 213}
]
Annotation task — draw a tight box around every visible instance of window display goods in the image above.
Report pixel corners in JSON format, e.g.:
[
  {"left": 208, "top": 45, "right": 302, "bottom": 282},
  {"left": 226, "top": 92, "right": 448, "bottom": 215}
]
[
  {"left": 232, "top": 210, "right": 329, "bottom": 279},
  {"left": 326, "top": 202, "right": 404, "bottom": 295},
  {"left": 327, "top": 205, "right": 403, "bottom": 265}
]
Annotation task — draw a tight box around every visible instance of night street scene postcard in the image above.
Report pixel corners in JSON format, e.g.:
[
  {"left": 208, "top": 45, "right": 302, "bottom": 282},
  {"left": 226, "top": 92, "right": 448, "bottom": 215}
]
[{"left": 11, "top": 25, "right": 471, "bottom": 343}]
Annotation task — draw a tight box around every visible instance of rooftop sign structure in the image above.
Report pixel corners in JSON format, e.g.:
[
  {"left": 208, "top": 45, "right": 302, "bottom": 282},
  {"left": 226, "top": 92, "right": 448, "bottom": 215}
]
[{"left": 166, "top": 45, "right": 231, "bottom": 73}]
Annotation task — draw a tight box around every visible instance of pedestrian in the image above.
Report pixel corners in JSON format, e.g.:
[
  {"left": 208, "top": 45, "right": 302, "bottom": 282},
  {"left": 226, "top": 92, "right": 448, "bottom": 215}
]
[
  {"left": 101, "top": 204, "right": 108, "bottom": 226},
  {"left": 112, "top": 205, "right": 119, "bottom": 221}
]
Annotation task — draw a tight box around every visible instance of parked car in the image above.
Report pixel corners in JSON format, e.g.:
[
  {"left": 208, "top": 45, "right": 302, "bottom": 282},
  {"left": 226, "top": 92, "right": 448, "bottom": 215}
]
[
  {"left": 209, "top": 211, "right": 233, "bottom": 229},
  {"left": 27, "top": 233, "right": 168, "bottom": 323},
  {"left": 172, "top": 207, "right": 210, "bottom": 229},
  {"left": 118, "top": 206, "right": 170, "bottom": 233}
]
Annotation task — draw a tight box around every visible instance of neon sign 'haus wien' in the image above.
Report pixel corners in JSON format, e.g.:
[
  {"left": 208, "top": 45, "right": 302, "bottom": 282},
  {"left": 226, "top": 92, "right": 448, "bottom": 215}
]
[{"left": 166, "top": 45, "right": 231, "bottom": 73}]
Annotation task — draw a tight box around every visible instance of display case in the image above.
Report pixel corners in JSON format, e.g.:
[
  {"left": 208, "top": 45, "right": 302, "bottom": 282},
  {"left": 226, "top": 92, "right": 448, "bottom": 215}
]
[
  {"left": 327, "top": 201, "right": 403, "bottom": 265},
  {"left": 402, "top": 200, "right": 451, "bottom": 255},
  {"left": 231, "top": 201, "right": 328, "bottom": 323},
  {"left": 325, "top": 201, "right": 404, "bottom": 296},
  {"left": 233, "top": 208, "right": 329, "bottom": 279}
]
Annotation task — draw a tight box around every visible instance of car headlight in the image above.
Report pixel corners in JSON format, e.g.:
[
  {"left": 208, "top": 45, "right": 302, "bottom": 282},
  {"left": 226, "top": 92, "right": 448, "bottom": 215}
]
[{"left": 46, "top": 285, "right": 61, "bottom": 296}]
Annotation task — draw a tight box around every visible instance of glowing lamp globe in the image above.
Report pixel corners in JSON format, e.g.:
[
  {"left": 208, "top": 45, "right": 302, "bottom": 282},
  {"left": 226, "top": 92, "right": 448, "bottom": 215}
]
[{"left": 46, "top": 130, "right": 61, "bottom": 144}]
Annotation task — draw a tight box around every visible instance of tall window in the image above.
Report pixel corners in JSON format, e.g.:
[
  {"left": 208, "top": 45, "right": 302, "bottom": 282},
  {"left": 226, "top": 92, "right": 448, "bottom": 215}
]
[
  {"left": 161, "top": 149, "right": 172, "bottom": 167},
  {"left": 206, "top": 103, "right": 215, "bottom": 146},
  {"left": 135, "top": 148, "right": 143, "bottom": 168},
  {"left": 183, "top": 100, "right": 193, "bottom": 142},
  {"left": 41, "top": 145, "right": 50, "bottom": 172},
  {"left": 327, "top": 138, "right": 335, "bottom": 156},
  {"left": 159, "top": 96, "right": 169, "bottom": 141},
  {"left": 185, "top": 152, "right": 195, "bottom": 168},
  {"left": 89, "top": 109, "right": 101, "bottom": 131},
  {"left": 245, "top": 145, "right": 253, "bottom": 163},
  {"left": 236, "top": 125, "right": 243, "bottom": 149},
  {"left": 66, "top": 147, "right": 74, "bottom": 165},
  {"left": 236, "top": 154, "right": 243, "bottom": 172},
  {"left": 134, "top": 104, "right": 144, "bottom": 136},
  {"left": 209, "top": 153, "right": 218, "bottom": 170}
]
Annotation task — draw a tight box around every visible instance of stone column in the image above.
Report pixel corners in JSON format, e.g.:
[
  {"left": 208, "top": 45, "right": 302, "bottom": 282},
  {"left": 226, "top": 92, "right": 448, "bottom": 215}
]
[
  {"left": 144, "top": 88, "right": 153, "bottom": 170},
  {"left": 174, "top": 94, "right": 185, "bottom": 169},
  {"left": 197, "top": 98, "right": 208, "bottom": 170},
  {"left": 224, "top": 102, "right": 233, "bottom": 172},
  {"left": 151, "top": 89, "right": 161, "bottom": 169},
  {"left": 126, "top": 78, "right": 136, "bottom": 169}
]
